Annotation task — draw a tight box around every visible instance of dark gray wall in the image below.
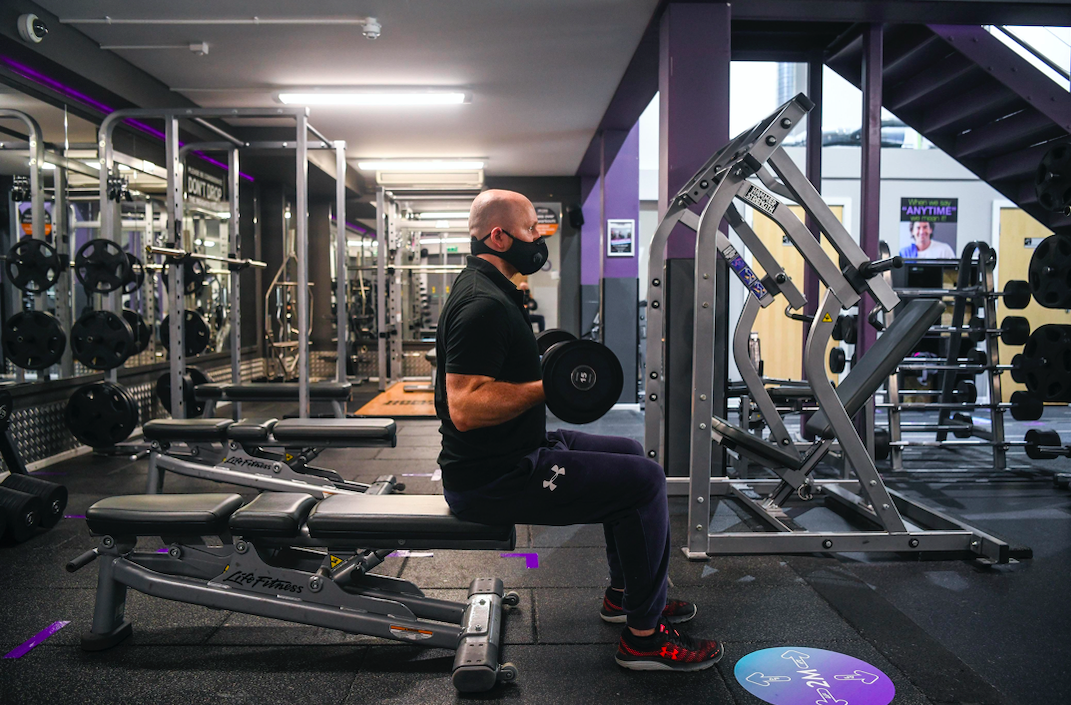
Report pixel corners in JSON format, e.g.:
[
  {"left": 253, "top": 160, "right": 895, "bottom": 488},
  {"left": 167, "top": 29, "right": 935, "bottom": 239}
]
[
  {"left": 308, "top": 201, "right": 333, "bottom": 350},
  {"left": 603, "top": 277, "right": 639, "bottom": 403},
  {"left": 579, "top": 284, "right": 599, "bottom": 340},
  {"left": 664, "top": 258, "right": 694, "bottom": 477}
]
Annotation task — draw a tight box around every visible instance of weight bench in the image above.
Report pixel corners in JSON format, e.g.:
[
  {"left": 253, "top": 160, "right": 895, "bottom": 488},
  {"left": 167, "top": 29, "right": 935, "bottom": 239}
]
[
  {"left": 404, "top": 349, "right": 437, "bottom": 393},
  {"left": 144, "top": 416, "right": 400, "bottom": 498},
  {"left": 196, "top": 382, "right": 353, "bottom": 418},
  {"left": 68, "top": 491, "right": 519, "bottom": 693}
]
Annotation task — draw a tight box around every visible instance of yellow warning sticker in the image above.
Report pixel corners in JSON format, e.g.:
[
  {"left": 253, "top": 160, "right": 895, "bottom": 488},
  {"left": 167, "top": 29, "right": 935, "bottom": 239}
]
[
  {"left": 285, "top": 453, "right": 294, "bottom": 462},
  {"left": 330, "top": 555, "right": 343, "bottom": 569},
  {"left": 821, "top": 313, "right": 833, "bottom": 323}
]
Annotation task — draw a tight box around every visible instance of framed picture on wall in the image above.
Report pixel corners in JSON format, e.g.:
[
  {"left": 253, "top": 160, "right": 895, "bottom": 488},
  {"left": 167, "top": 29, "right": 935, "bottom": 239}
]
[{"left": 607, "top": 219, "right": 635, "bottom": 257}]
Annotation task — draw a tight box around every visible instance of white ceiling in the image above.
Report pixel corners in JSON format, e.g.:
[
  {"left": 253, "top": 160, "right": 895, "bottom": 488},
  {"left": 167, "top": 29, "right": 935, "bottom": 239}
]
[{"left": 32, "top": 0, "right": 660, "bottom": 177}]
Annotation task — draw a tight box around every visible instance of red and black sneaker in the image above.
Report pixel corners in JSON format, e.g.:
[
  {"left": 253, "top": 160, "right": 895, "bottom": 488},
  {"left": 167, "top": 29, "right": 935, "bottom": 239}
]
[
  {"left": 615, "top": 620, "right": 723, "bottom": 672},
  {"left": 600, "top": 588, "right": 698, "bottom": 624}
]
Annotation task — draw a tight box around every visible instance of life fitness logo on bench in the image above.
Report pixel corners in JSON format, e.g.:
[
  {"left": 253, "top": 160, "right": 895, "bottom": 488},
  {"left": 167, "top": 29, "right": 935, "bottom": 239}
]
[
  {"left": 223, "top": 456, "right": 276, "bottom": 471},
  {"left": 223, "top": 571, "right": 304, "bottom": 594}
]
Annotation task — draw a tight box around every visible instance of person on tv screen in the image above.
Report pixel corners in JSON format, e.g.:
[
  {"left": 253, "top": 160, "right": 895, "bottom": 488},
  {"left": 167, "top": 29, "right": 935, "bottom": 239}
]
[{"left": 900, "top": 221, "right": 956, "bottom": 259}]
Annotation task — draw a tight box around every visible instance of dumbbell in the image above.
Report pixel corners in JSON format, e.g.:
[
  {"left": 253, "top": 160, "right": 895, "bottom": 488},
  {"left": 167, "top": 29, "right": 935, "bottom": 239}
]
[
  {"left": 1024, "top": 429, "right": 1071, "bottom": 460},
  {"left": 1010, "top": 390, "right": 1044, "bottom": 421},
  {"left": 966, "top": 316, "right": 1030, "bottom": 345},
  {"left": 831, "top": 315, "right": 857, "bottom": 344},
  {"left": 999, "top": 280, "right": 1032, "bottom": 310},
  {"left": 0, "top": 485, "right": 42, "bottom": 543},
  {"left": 536, "top": 328, "right": 578, "bottom": 356},
  {"left": 953, "top": 381, "right": 977, "bottom": 404},
  {"left": 541, "top": 340, "right": 623, "bottom": 425},
  {"left": 0, "top": 474, "right": 67, "bottom": 528},
  {"left": 828, "top": 347, "right": 853, "bottom": 374}
]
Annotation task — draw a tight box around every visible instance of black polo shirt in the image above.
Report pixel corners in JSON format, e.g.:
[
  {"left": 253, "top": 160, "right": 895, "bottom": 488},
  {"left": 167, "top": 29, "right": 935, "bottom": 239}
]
[{"left": 435, "top": 256, "right": 545, "bottom": 491}]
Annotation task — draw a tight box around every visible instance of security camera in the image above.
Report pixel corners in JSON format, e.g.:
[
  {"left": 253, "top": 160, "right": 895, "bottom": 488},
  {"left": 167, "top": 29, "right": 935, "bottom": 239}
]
[
  {"left": 17, "top": 14, "right": 48, "bottom": 44},
  {"left": 362, "top": 18, "right": 381, "bottom": 40}
]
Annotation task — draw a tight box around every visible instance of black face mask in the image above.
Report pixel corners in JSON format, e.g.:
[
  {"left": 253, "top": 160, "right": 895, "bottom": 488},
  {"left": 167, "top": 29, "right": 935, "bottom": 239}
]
[{"left": 471, "top": 229, "right": 548, "bottom": 275}]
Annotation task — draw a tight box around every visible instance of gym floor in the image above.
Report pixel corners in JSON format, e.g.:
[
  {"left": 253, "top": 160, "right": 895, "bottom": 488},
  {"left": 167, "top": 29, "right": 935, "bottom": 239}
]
[{"left": 1, "top": 391, "right": 1069, "bottom": 705}]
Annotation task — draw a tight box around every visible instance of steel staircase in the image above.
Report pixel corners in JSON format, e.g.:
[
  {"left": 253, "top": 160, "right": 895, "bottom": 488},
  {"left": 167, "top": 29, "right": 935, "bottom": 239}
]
[{"left": 827, "top": 24, "right": 1071, "bottom": 231}]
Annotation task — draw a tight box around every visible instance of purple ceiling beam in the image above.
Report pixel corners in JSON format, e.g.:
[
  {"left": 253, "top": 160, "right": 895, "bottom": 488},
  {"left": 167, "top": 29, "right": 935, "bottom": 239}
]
[{"left": 659, "top": 3, "right": 730, "bottom": 259}]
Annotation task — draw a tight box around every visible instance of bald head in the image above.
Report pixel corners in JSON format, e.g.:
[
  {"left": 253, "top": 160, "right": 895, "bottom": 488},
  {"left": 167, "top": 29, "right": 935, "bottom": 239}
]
[{"left": 469, "top": 189, "right": 536, "bottom": 240}]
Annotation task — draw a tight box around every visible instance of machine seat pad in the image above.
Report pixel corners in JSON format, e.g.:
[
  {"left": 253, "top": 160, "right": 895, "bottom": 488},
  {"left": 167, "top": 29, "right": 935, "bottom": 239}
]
[
  {"left": 271, "top": 418, "right": 397, "bottom": 444},
  {"left": 144, "top": 418, "right": 233, "bottom": 442},
  {"left": 86, "top": 493, "right": 244, "bottom": 536},
  {"left": 228, "top": 419, "right": 278, "bottom": 442},
  {"left": 425, "top": 349, "right": 437, "bottom": 363},
  {"left": 306, "top": 494, "right": 515, "bottom": 549},
  {"left": 220, "top": 383, "right": 352, "bottom": 401},
  {"left": 711, "top": 416, "right": 802, "bottom": 470},
  {"left": 229, "top": 492, "right": 317, "bottom": 538},
  {"left": 193, "top": 383, "right": 227, "bottom": 400},
  {"left": 806, "top": 299, "right": 946, "bottom": 438}
]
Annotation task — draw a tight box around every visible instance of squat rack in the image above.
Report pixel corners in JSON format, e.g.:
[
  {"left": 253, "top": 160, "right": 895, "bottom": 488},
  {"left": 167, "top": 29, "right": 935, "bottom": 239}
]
[{"left": 98, "top": 108, "right": 345, "bottom": 419}]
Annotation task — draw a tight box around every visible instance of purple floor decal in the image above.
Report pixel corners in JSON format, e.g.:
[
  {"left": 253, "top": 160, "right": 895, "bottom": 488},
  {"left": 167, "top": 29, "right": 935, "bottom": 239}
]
[
  {"left": 3, "top": 621, "right": 70, "bottom": 659},
  {"left": 63, "top": 515, "right": 85, "bottom": 519},
  {"left": 735, "top": 647, "right": 895, "bottom": 705},
  {"left": 500, "top": 552, "right": 539, "bottom": 569}
]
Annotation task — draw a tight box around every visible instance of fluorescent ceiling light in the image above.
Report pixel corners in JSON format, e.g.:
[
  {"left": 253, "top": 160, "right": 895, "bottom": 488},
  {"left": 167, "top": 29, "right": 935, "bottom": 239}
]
[
  {"left": 278, "top": 92, "right": 467, "bottom": 106},
  {"left": 420, "top": 236, "right": 470, "bottom": 244},
  {"left": 415, "top": 211, "right": 469, "bottom": 220},
  {"left": 356, "top": 160, "right": 484, "bottom": 171}
]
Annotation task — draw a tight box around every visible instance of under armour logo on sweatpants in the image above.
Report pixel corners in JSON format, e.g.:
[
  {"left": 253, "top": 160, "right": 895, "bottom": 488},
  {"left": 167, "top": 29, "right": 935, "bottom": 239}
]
[{"left": 543, "top": 464, "right": 565, "bottom": 491}]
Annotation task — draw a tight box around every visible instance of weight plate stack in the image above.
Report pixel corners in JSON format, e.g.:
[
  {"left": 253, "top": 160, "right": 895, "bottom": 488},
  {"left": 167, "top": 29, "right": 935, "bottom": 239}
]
[
  {"left": 536, "top": 328, "right": 578, "bottom": 356},
  {"left": 74, "top": 239, "right": 131, "bottom": 294},
  {"left": 65, "top": 381, "right": 139, "bottom": 448},
  {"left": 1021, "top": 324, "right": 1071, "bottom": 402},
  {"left": 160, "top": 311, "right": 211, "bottom": 357},
  {"left": 156, "top": 366, "right": 210, "bottom": 417},
  {"left": 2, "top": 311, "right": 67, "bottom": 370},
  {"left": 121, "top": 253, "right": 145, "bottom": 295},
  {"left": 0, "top": 474, "right": 67, "bottom": 529},
  {"left": 541, "top": 340, "right": 623, "bottom": 425},
  {"left": 0, "top": 485, "right": 42, "bottom": 543},
  {"left": 70, "top": 310, "right": 135, "bottom": 370},
  {"left": 1028, "top": 234, "right": 1071, "bottom": 309},
  {"left": 122, "top": 309, "right": 153, "bottom": 355},
  {"left": 5, "top": 238, "right": 63, "bottom": 293},
  {"left": 162, "top": 256, "right": 208, "bottom": 295}
]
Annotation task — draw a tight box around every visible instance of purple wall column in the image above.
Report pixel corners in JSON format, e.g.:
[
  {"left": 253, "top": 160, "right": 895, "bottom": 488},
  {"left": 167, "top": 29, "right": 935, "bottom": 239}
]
[
  {"left": 858, "top": 24, "right": 883, "bottom": 358},
  {"left": 659, "top": 3, "right": 730, "bottom": 259}
]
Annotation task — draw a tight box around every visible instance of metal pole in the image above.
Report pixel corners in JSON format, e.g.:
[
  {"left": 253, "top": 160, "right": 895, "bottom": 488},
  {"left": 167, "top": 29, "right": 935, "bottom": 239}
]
[
  {"left": 335, "top": 141, "right": 348, "bottom": 384},
  {"left": 229, "top": 147, "right": 242, "bottom": 420},
  {"left": 858, "top": 24, "right": 883, "bottom": 358},
  {"left": 53, "top": 165, "right": 74, "bottom": 378},
  {"left": 296, "top": 112, "right": 310, "bottom": 418},
  {"left": 803, "top": 54, "right": 824, "bottom": 376},
  {"left": 598, "top": 131, "right": 606, "bottom": 344},
  {"left": 166, "top": 115, "right": 186, "bottom": 419},
  {"left": 376, "top": 188, "right": 387, "bottom": 392}
]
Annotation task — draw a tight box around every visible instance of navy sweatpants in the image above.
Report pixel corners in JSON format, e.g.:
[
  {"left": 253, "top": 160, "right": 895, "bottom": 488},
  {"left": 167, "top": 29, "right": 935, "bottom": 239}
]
[{"left": 444, "top": 430, "right": 670, "bottom": 630}]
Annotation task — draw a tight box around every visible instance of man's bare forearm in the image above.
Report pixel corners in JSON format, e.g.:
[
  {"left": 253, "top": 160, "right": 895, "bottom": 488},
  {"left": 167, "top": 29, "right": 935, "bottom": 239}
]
[{"left": 452, "top": 379, "right": 545, "bottom": 431}]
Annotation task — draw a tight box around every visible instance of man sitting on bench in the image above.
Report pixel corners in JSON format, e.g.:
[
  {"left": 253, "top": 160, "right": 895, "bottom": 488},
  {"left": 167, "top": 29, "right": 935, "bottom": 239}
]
[{"left": 436, "top": 189, "right": 723, "bottom": 672}]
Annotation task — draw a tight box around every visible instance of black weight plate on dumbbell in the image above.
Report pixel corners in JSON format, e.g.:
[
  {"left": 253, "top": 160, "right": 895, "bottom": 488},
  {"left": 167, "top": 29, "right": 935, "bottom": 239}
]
[
  {"left": 159, "top": 311, "right": 211, "bottom": 357},
  {"left": 966, "top": 349, "right": 987, "bottom": 367},
  {"left": 536, "top": 328, "right": 578, "bottom": 356},
  {"left": 2, "top": 311, "right": 66, "bottom": 370},
  {"left": 1028, "top": 234, "right": 1071, "bottom": 309},
  {"left": 954, "top": 380, "right": 978, "bottom": 404},
  {"left": 0, "top": 486, "right": 42, "bottom": 543},
  {"left": 951, "top": 412, "right": 974, "bottom": 439},
  {"left": 1000, "top": 316, "right": 1030, "bottom": 346},
  {"left": 121, "top": 253, "right": 145, "bottom": 295},
  {"left": 1010, "top": 390, "right": 1044, "bottom": 421},
  {"left": 1003, "top": 280, "right": 1032, "bottom": 310},
  {"left": 542, "top": 340, "right": 623, "bottom": 425},
  {"left": 70, "top": 310, "right": 135, "bottom": 370},
  {"left": 162, "top": 256, "right": 208, "bottom": 295},
  {"left": 121, "top": 309, "right": 152, "bottom": 355},
  {"left": 967, "top": 317, "right": 987, "bottom": 343},
  {"left": 873, "top": 428, "right": 890, "bottom": 461},
  {"left": 1034, "top": 143, "right": 1071, "bottom": 212},
  {"left": 1026, "top": 429, "right": 1063, "bottom": 460},
  {"left": 0, "top": 474, "right": 66, "bottom": 529},
  {"left": 74, "top": 239, "right": 131, "bottom": 294},
  {"left": 1011, "top": 353, "right": 1027, "bottom": 384},
  {"left": 6, "top": 238, "right": 62, "bottom": 293},
  {"left": 65, "top": 381, "right": 139, "bottom": 448},
  {"left": 829, "top": 347, "right": 846, "bottom": 374}
]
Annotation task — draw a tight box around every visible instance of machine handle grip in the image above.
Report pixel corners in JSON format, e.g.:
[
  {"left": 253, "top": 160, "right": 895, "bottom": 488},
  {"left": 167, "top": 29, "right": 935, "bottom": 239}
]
[
  {"left": 66, "top": 548, "right": 99, "bottom": 573},
  {"left": 860, "top": 256, "right": 903, "bottom": 277}
]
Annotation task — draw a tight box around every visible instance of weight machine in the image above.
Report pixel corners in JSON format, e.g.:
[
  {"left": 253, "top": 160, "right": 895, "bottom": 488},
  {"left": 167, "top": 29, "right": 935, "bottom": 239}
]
[{"left": 645, "top": 94, "right": 1022, "bottom": 563}]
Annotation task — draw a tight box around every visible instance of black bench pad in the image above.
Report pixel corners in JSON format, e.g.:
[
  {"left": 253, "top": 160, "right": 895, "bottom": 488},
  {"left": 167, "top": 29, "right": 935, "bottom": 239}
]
[
  {"left": 144, "top": 419, "right": 233, "bottom": 442},
  {"left": 87, "top": 493, "right": 244, "bottom": 536},
  {"left": 306, "top": 494, "right": 515, "bottom": 550},
  {"left": 229, "top": 492, "right": 317, "bottom": 538},
  {"left": 271, "top": 418, "right": 396, "bottom": 444},
  {"left": 228, "top": 419, "right": 278, "bottom": 442},
  {"left": 711, "top": 415, "right": 802, "bottom": 470},
  {"left": 213, "top": 383, "right": 352, "bottom": 401}
]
